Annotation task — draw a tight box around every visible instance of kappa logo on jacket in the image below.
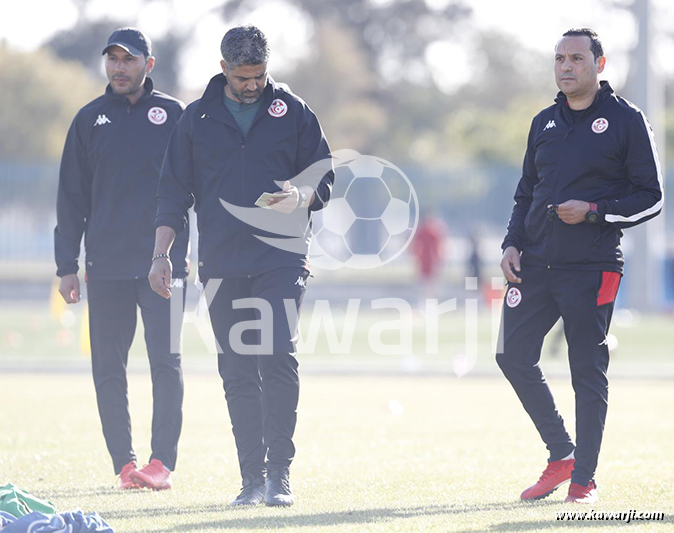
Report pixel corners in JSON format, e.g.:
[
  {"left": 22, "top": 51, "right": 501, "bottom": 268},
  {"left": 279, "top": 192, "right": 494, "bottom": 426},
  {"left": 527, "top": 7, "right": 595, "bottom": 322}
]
[
  {"left": 543, "top": 120, "right": 556, "bottom": 131},
  {"left": 93, "top": 114, "right": 111, "bottom": 127}
]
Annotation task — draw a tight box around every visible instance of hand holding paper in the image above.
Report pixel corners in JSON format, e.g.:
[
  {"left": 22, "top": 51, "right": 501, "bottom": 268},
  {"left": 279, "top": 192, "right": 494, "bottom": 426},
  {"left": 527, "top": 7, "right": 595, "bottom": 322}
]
[{"left": 255, "top": 191, "right": 293, "bottom": 209}]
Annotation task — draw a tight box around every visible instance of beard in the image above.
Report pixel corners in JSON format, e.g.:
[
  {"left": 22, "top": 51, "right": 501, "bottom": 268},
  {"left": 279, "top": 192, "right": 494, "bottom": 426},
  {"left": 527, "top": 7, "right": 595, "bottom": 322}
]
[
  {"left": 238, "top": 92, "right": 262, "bottom": 104},
  {"left": 226, "top": 74, "right": 265, "bottom": 104},
  {"left": 111, "top": 71, "right": 145, "bottom": 96},
  {"left": 231, "top": 86, "right": 263, "bottom": 104}
]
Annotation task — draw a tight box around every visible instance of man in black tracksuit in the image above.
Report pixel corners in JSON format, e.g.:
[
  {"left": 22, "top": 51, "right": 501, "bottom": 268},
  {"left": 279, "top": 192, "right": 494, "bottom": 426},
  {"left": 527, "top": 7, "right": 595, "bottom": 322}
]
[
  {"left": 55, "top": 28, "right": 188, "bottom": 490},
  {"left": 497, "top": 29, "right": 663, "bottom": 504},
  {"left": 149, "top": 26, "right": 333, "bottom": 507}
]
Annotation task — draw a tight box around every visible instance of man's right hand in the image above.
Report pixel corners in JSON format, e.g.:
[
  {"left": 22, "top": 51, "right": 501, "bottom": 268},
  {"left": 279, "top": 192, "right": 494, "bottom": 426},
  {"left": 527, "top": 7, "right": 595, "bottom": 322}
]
[
  {"left": 149, "top": 258, "right": 173, "bottom": 299},
  {"left": 59, "top": 274, "right": 81, "bottom": 304},
  {"left": 500, "top": 246, "right": 522, "bottom": 284}
]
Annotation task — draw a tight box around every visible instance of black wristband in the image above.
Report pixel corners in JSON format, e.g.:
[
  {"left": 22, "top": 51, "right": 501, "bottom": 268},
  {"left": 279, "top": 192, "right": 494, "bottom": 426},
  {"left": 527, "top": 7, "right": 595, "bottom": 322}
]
[{"left": 152, "top": 253, "right": 170, "bottom": 262}]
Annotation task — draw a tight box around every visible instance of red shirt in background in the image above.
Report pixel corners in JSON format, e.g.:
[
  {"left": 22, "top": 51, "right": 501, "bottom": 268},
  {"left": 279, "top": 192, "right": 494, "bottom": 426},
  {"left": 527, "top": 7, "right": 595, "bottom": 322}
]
[{"left": 412, "top": 216, "right": 447, "bottom": 279}]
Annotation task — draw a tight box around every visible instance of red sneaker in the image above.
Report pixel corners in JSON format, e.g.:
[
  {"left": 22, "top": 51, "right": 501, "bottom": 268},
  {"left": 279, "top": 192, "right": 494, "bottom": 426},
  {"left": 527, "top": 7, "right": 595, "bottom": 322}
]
[
  {"left": 129, "top": 459, "right": 172, "bottom": 490},
  {"left": 119, "top": 461, "right": 138, "bottom": 490},
  {"left": 565, "top": 481, "right": 598, "bottom": 504},
  {"left": 520, "top": 459, "right": 575, "bottom": 500}
]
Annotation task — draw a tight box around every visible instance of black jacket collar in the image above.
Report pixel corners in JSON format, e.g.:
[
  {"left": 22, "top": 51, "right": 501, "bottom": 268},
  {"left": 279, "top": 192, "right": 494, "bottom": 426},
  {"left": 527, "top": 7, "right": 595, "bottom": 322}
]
[
  {"left": 554, "top": 80, "right": 613, "bottom": 109},
  {"left": 198, "top": 73, "right": 278, "bottom": 131},
  {"left": 104, "top": 77, "right": 155, "bottom": 106}
]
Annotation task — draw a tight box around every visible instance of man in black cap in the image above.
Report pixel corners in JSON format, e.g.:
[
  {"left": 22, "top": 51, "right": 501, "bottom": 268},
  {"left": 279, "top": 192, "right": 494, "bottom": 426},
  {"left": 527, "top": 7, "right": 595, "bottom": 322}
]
[{"left": 55, "top": 27, "right": 189, "bottom": 490}]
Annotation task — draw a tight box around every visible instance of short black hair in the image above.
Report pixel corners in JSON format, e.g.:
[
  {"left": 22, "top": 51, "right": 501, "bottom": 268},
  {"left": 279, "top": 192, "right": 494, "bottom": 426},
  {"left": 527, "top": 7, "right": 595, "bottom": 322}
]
[
  {"left": 562, "top": 28, "right": 604, "bottom": 61},
  {"left": 220, "top": 25, "right": 269, "bottom": 67}
]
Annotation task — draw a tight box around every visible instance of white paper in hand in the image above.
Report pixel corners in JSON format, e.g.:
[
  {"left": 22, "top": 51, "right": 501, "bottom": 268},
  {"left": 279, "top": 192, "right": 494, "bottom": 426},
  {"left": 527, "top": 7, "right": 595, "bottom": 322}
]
[{"left": 255, "top": 191, "right": 293, "bottom": 209}]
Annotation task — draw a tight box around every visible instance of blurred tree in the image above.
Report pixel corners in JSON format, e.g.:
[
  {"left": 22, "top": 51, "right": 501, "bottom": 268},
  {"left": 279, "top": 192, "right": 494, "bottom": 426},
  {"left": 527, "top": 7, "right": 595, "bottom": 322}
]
[
  {"left": 220, "top": 0, "right": 472, "bottom": 160},
  {"left": 221, "top": 0, "right": 471, "bottom": 77},
  {"left": 37, "top": 0, "right": 557, "bottom": 168},
  {"left": 149, "top": 32, "right": 184, "bottom": 96},
  {"left": 0, "top": 43, "right": 100, "bottom": 161},
  {"left": 47, "top": 19, "right": 123, "bottom": 76},
  {"left": 282, "top": 23, "right": 553, "bottom": 168},
  {"left": 38, "top": 0, "right": 637, "bottom": 172},
  {"left": 441, "top": 97, "right": 551, "bottom": 167},
  {"left": 436, "top": 31, "right": 555, "bottom": 168},
  {"left": 452, "top": 31, "right": 556, "bottom": 110},
  {"left": 282, "top": 22, "right": 387, "bottom": 152},
  {"left": 46, "top": 18, "right": 186, "bottom": 95}
]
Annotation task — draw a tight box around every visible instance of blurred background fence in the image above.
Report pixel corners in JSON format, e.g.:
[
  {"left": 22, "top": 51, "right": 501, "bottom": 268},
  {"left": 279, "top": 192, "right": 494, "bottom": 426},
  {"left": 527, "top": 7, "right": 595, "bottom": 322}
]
[
  {"left": 1, "top": 0, "right": 673, "bottom": 368},
  {"left": 1, "top": 159, "right": 672, "bottom": 308}
]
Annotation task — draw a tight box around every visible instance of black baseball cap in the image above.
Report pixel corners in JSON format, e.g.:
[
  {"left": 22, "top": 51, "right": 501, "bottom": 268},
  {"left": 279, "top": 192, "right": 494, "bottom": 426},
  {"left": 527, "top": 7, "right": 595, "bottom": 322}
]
[{"left": 102, "top": 27, "right": 152, "bottom": 57}]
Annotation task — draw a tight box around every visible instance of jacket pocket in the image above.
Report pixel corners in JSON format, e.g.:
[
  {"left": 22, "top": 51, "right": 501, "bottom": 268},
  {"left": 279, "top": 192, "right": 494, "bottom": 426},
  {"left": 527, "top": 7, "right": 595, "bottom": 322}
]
[
  {"left": 524, "top": 207, "right": 548, "bottom": 248},
  {"left": 549, "top": 220, "right": 601, "bottom": 266}
]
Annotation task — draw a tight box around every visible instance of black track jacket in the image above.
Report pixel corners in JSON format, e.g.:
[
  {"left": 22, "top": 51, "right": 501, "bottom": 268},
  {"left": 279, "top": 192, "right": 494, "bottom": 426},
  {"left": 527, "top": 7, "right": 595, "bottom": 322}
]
[
  {"left": 55, "top": 78, "right": 189, "bottom": 280},
  {"left": 503, "top": 81, "right": 663, "bottom": 273},
  {"left": 156, "top": 74, "right": 334, "bottom": 279}
]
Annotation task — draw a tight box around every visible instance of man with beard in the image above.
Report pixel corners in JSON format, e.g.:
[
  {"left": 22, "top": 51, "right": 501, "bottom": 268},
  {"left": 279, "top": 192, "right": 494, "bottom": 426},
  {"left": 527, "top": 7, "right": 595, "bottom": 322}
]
[
  {"left": 55, "top": 28, "right": 188, "bottom": 491},
  {"left": 150, "top": 25, "right": 333, "bottom": 507}
]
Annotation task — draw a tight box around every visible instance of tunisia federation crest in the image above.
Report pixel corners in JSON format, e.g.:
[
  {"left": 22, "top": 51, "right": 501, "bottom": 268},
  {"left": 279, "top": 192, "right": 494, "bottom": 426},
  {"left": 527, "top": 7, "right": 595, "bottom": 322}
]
[
  {"left": 506, "top": 287, "right": 522, "bottom": 308},
  {"left": 148, "top": 107, "right": 167, "bottom": 125},
  {"left": 268, "top": 99, "right": 288, "bottom": 118},
  {"left": 591, "top": 118, "right": 608, "bottom": 134}
]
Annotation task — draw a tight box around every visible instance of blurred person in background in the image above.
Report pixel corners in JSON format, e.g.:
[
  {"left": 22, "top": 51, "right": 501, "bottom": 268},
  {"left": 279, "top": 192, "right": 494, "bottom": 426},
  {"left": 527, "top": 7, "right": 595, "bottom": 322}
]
[
  {"left": 466, "top": 229, "right": 490, "bottom": 305},
  {"left": 54, "top": 28, "right": 189, "bottom": 491},
  {"left": 149, "top": 25, "right": 333, "bottom": 507},
  {"left": 467, "top": 231, "right": 482, "bottom": 286},
  {"left": 497, "top": 28, "right": 663, "bottom": 504},
  {"left": 411, "top": 211, "right": 447, "bottom": 309}
]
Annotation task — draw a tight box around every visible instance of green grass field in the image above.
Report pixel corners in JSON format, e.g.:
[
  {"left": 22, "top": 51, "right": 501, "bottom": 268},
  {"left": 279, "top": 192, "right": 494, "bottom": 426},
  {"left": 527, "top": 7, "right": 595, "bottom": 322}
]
[
  {"left": 0, "top": 374, "right": 673, "bottom": 532},
  {"left": 1, "top": 299, "right": 673, "bottom": 531},
  {"left": 3, "top": 300, "right": 674, "bottom": 378}
]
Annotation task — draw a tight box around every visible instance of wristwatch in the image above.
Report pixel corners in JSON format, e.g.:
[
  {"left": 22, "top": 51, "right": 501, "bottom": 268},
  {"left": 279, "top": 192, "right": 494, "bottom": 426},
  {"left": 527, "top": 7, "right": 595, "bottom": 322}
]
[{"left": 585, "top": 202, "right": 599, "bottom": 224}]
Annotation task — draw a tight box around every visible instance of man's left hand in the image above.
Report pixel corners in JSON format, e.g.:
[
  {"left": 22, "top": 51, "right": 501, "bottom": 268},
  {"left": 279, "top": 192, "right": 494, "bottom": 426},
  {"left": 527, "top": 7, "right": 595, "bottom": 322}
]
[
  {"left": 268, "top": 180, "right": 299, "bottom": 214},
  {"left": 556, "top": 200, "right": 591, "bottom": 225}
]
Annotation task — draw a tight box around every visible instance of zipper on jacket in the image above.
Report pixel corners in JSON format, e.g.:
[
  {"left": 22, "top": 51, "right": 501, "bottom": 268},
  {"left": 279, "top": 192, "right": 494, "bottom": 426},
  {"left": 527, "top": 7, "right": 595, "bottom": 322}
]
[
  {"left": 240, "top": 141, "right": 245, "bottom": 209},
  {"left": 235, "top": 138, "right": 245, "bottom": 268},
  {"left": 544, "top": 93, "right": 606, "bottom": 268},
  {"left": 545, "top": 122, "right": 573, "bottom": 267}
]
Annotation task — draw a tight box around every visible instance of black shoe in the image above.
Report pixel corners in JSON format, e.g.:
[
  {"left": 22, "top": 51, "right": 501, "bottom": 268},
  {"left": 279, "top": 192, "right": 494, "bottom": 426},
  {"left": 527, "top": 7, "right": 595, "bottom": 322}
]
[
  {"left": 265, "top": 467, "right": 295, "bottom": 507},
  {"left": 229, "top": 475, "right": 265, "bottom": 507}
]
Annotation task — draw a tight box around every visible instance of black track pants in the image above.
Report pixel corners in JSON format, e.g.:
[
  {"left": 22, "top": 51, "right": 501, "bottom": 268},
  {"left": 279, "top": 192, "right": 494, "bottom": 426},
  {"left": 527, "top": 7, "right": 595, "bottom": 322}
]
[
  {"left": 496, "top": 265, "right": 620, "bottom": 486},
  {"left": 87, "top": 278, "right": 185, "bottom": 474},
  {"left": 205, "top": 268, "right": 309, "bottom": 480}
]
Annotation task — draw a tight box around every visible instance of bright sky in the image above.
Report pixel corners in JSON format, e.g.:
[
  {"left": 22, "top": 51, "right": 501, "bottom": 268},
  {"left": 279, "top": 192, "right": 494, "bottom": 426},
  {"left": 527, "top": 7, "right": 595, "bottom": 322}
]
[{"left": 2, "top": 0, "right": 674, "bottom": 93}]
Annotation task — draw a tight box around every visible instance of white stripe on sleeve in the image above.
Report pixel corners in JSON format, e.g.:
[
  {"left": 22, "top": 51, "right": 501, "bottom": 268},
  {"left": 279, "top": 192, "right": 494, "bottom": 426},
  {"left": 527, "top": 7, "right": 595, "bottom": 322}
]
[{"left": 605, "top": 110, "right": 664, "bottom": 223}]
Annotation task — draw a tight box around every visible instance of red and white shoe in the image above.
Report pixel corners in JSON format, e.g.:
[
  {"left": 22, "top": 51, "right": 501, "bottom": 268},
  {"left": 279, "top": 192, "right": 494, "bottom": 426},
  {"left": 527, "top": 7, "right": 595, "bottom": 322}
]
[
  {"left": 119, "top": 461, "right": 138, "bottom": 490},
  {"left": 565, "top": 481, "right": 598, "bottom": 504},
  {"left": 520, "top": 459, "right": 575, "bottom": 500},
  {"left": 129, "top": 459, "right": 172, "bottom": 490}
]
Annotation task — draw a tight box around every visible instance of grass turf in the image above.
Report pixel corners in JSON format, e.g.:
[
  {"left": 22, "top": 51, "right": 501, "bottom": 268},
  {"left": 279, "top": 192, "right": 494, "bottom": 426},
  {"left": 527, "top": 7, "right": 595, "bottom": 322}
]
[
  {"left": 3, "top": 301, "right": 674, "bottom": 379},
  {"left": 0, "top": 374, "right": 672, "bottom": 532}
]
